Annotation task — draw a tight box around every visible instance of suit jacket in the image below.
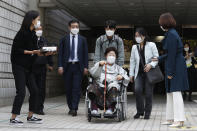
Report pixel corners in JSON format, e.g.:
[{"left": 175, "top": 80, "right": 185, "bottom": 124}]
[
  {"left": 58, "top": 34, "right": 88, "bottom": 72},
  {"left": 129, "top": 42, "right": 159, "bottom": 79}
]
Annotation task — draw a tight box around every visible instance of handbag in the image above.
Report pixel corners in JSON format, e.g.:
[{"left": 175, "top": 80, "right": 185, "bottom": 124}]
[{"left": 137, "top": 45, "right": 164, "bottom": 84}]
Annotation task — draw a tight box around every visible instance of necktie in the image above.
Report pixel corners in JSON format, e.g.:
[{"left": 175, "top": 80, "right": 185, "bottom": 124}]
[{"left": 71, "top": 35, "right": 75, "bottom": 60}]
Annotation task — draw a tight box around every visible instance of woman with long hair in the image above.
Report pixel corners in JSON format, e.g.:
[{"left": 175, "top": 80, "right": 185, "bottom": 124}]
[
  {"left": 130, "top": 27, "right": 159, "bottom": 119},
  {"left": 10, "top": 10, "right": 43, "bottom": 125}
]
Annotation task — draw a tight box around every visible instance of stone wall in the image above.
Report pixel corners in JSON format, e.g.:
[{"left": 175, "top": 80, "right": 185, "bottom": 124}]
[{"left": 0, "top": 0, "right": 29, "bottom": 106}]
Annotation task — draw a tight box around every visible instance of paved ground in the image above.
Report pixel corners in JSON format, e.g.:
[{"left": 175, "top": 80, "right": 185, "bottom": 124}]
[{"left": 0, "top": 94, "right": 197, "bottom": 131}]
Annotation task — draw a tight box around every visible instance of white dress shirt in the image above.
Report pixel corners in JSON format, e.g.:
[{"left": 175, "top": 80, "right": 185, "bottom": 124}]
[{"left": 69, "top": 33, "right": 79, "bottom": 62}]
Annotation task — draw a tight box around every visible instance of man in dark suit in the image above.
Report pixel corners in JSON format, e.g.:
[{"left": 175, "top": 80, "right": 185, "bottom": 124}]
[{"left": 58, "top": 19, "right": 88, "bottom": 116}]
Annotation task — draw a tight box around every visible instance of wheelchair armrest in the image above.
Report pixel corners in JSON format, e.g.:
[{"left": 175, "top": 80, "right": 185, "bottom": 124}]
[
  {"left": 89, "top": 77, "right": 93, "bottom": 83},
  {"left": 88, "top": 75, "right": 95, "bottom": 84}
]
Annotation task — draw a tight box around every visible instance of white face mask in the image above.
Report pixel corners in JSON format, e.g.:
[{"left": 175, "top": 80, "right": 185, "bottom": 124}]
[
  {"left": 36, "top": 30, "right": 43, "bottom": 37},
  {"left": 106, "top": 30, "right": 114, "bottom": 37},
  {"left": 184, "top": 48, "right": 189, "bottom": 52},
  {"left": 160, "top": 26, "right": 166, "bottom": 32},
  {"left": 34, "top": 21, "right": 41, "bottom": 29},
  {"left": 135, "top": 37, "right": 143, "bottom": 44},
  {"left": 71, "top": 28, "right": 79, "bottom": 35},
  {"left": 107, "top": 56, "right": 116, "bottom": 64}
]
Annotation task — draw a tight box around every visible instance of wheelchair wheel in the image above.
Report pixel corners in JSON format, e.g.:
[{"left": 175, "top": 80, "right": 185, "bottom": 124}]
[
  {"left": 85, "top": 91, "right": 92, "bottom": 122},
  {"left": 88, "top": 116, "right": 91, "bottom": 122},
  {"left": 117, "top": 109, "right": 123, "bottom": 122},
  {"left": 85, "top": 92, "right": 89, "bottom": 117},
  {"left": 122, "top": 87, "right": 128, "bottom": 120},
  {"left": 121, "top": 103, "right": 125, "bottom": 120},
  {"left": 88, "top": 108, "right": 92, "bottom": 122}
]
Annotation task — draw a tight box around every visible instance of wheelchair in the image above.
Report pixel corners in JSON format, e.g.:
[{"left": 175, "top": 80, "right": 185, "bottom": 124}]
[{"left": 85, "top": 76, "right": 128, "bottom": 122}]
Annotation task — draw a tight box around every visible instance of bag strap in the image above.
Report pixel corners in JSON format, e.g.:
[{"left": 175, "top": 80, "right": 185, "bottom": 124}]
[{"left": 136, "top": 45, "right": 145, "bottom": 67}]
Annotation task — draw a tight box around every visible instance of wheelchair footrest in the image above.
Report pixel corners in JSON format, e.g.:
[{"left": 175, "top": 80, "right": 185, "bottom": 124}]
[
  {"left": 103, "top": 113, "right": 117, "bottom": 118},
  {"left": 90, "top": 113, "right": 102, "bottom": 118}
]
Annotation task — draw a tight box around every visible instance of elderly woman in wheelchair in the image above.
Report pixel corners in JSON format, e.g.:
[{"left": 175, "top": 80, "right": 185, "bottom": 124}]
[{"left": 86, "top": 47, "right": 129, "bottom": 121}]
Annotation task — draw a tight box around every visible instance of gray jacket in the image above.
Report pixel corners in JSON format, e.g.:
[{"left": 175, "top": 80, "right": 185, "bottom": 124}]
[
  {"left": 89, "top": 62, "right": 130, "bottom": 90},
  {"left": 94, "top": 35, "right": 125, "bottom": 66}
]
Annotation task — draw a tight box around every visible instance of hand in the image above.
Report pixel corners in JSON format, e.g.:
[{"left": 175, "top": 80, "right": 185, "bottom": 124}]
[
  {"left": 48, "top": 66, "right": 53, "bottom": 72},
  {"left": 185, "top": 54, "right": 190, "bottom": 59},
  {"left": 152, "top": 57, "right": 158, "bottom": 61},
  {"left": 117, "top": 75, "right": 123, "bottom": 81},
  {"left": 33, "top": 50, "right": 44, "bottom": 56},
  {"left": 144, "top": 64, "right": 152, "bottom": 72},
  {"left": 99, "top": 61, "right": 106, "bottom": 66},
  {"left": 58, "top": 67, "right": 64, "bottom": 75},
  {"left": 37, "top": 52, "right": 44, "bottom": 56},
  {"left": 84, "top": 68, "right": 88, "bottom": 75},
  {"left": 52, "top": 52, "right": 57, "bottom": 55},
  {"left": 45, "top": 51, "right": 53, "bottom": 56},
  {"left": 167, "top": 76, "right": 173, "bottom": 79},
  {"left": 186, "top": 51, "right": 189, "bottom": 55},
  {"left": 130, "top": 76, "right": 134, "bottom": 83},
  {"left": 33, "top": 50, "right": 41, "bottom": 55}
]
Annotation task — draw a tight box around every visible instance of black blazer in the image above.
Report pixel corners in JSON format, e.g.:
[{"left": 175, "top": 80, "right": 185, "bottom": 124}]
[{"left": 58, "top": 34, "right": 88, "bottom": 72}]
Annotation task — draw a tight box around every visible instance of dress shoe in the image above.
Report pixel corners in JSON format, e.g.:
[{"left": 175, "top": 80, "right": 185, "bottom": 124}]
[
  {"left": 161, "top": 120, "right": 173, "bottom": 125},
  {"left": 72, "top": 110, "right": 77, "bottom": 117},
  {"left": 68, "top": 110, "right": 72, "bottom": 115},
  {"left": 169, "top": 121, "right": 184, "bottom": 127},
  {"left": 144, "top": 115, "right": 150, "bottom": 119},
  {"left": 134, "top": 113, "right": 144, "bottom": 119}
]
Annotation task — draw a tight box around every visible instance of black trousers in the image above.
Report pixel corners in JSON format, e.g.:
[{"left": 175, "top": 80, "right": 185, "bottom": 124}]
[
  {"left": 33, "top": 65, "right": 47, "bottom": 111},
  {"left": 183, "top": 66, "right": 195, "bottom": 99},
  {"left": 63, "top": 63, "right": 83, "bottom": 111},
  {"left": 11, "top": 64, "right": 38, "bottom": 115},
  {"left": 134, "top": 73, "right": 153, "bottom": 116}
]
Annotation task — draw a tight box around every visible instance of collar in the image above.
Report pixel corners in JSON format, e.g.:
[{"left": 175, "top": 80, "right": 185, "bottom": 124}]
[
  {"left": 164, "top": 28, "right": 174, "bottom": 36},
  {"left": 106, "top": 63, "right": 115, "bottom": 69},
  {"left": 70, "top": 33, "right": 78, "bottom": 38},
  {"left": 103, "top": 34, "right": 116, "bottom": 42},
  {"left": 137, "top": 42, "right": 147, "bottom": 47}
]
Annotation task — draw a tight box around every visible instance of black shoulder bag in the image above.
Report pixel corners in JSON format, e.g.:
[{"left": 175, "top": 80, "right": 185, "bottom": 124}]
[{"left": 137, "top": 45, "right": 164, "bottom": 84}]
